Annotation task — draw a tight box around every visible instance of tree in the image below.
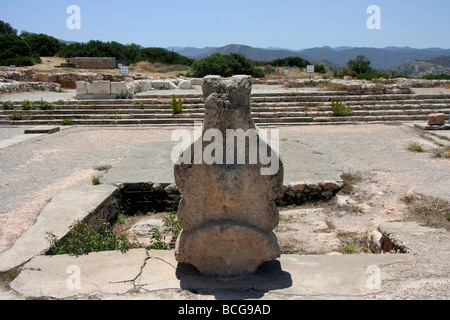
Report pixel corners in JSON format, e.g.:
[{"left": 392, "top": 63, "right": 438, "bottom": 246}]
[
  {"left": 22, "top": 33, "right": 66, "bottom": 56},
  {"left": 191, "top": 53, "right": 264, "bottom": 78},
  {"left": 267, "top": 56, "right": 310, "bottom": 68},
  {"left": 347, "top": 55, "right": 373, "bottom": 74},
  {"left": 191, "top": 53, "right": 231, "bottom": 77},
  {"left": 139, "top": 47, "right": 193, "bottom": 65},
  {"left": 0, "top": 34, "right": 39, "bottom": 66},
  {"left": 227, "top": 53, "right": 264, "bottom": 78},
  {"left": 0, "top": 20, "right": 17, "bottom": 35},
  {"left": 57, "top": 40, "right": 193, "bottom": 65},
  {"left": 314, "top": 64, "right": 326, "bottom": 74}
]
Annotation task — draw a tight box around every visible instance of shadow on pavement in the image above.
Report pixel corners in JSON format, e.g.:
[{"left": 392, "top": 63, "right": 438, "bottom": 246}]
[{"left": 176, "top": 260, "right": 292, "bottom": 299}]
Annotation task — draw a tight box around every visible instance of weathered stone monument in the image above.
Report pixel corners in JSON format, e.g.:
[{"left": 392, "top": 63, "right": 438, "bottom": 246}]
[{"left": 174, "top": 75, "right": 283, "bottom": 276}]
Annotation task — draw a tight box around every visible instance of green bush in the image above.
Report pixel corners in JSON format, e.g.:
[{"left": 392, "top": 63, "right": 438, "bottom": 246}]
[
  {"left": 170, "top": 94, "right": 183, "bottom": 114},
  {"left": 314, "top": 64, "right": 326, "bottom": 74},
  {"left": 266, "top": 56, "right": 310, "bottom": 68},
  {"left": 422, "top": 74, "right": 450, "bottom": 80},
  {"left": 191, "top": 53, "right": 264, "bottom": 78},
  {"left": 46, "top": 220, "right": 135, "bottom": 255},
  {"left": 150, "top": 228, "right": 170, "bottom": 250},
  {"left": 21, "top": 100, "right": 33, "bottom": 110},
  {"left": 163, "top": 214, "right": 181, "bottom": 237},
  {"left": 150, "top": 214, "right": 180, "bottom": 250},
  {"left": 57, "top": 40, "right": 193, "bottom": 66},
  {"left": 191, "top": 53, "right": 231, "bottom": 77},
  {"left": 62, "top": 118, "right": 73, "bottom": 125},
  {"left": 331, "top": 100, "right": 352, "bottom": 116},
  {"left": 355, "top": 71, "right": 390, "bottom": 80},
  {"left": 2, "top": 100, "right": 13, "bottom": 110},
  {"left": 37, "top": 99, "right": 54, "bottom": 111},
  {"left": 347, "top": 55, "right": 373, "bottom": 74},
  {"left": 10, "top": 110, "right": 22, "bottom": 120},
  {"left": 91, "top": 176, "right": 100, "bottom": 185}
]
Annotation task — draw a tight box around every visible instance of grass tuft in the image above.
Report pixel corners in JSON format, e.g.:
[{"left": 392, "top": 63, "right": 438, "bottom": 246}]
[{"left": 406, "top": 142, "right": 424, "bottom": 153}]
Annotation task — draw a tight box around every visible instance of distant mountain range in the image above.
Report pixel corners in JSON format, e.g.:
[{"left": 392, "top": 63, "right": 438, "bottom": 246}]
[
  {"left": 168, "top": 44, "right": 450, "bottom": 74},
  {"left": 386, "top": 56, "right": 450, "bottom": 77}
]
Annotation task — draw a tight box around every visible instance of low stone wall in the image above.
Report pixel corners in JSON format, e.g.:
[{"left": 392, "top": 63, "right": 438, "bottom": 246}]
[
  {"left": 254, "top": 77, "right": 450, "bottom": 94},
  {"left": 2, "top": 68, "right": 448, "bottom": 96},
  {"left": 75, "top": 79, "right": 195, "bottom": 99},
  {"left": 0, "top": 79, "right": 61, "bottom": 94},
  {"left": 256, "top": 78, "right": 415, "bottom": 95},
  {"left": 0, "top": 70, "right": 125, "bottom": 89},
  {"left": 66, "top": 57, "right": 116, "bottom": 69},
  {"left": 119, "top": 180, "right": 344, "bottom": 213}
]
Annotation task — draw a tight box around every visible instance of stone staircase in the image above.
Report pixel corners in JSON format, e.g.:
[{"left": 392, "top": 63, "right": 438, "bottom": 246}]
[{"left": 1, "top": 91, "right": 449, "bottom": 126}]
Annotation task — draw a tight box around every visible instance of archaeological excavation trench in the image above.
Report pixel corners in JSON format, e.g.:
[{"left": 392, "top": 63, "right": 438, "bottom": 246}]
[{"left": 43, "top": 179, "right": 408, "bottom": 260}]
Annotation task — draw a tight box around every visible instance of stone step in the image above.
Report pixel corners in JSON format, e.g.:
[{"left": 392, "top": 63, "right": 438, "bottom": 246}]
[
  {"left": 1, "top": 107, "right": 448, "bottom": 121},
  {"left": 0, "top": 108, "right": 206, "bottom": 115},
  {"left": 0, "top": 118, "right": 201, "bottom": 126},
  {"left": 5, "top": 101, "right": 450, "bottom": 113},
  {"left": 2, "top": 92, "right": 449, "bottom": 126},
  {"left": 9, "top": 93, "right": 450, "bottom": 106},
  {"left": 0, "top": 115, "right": 432, "bottom": 126}
]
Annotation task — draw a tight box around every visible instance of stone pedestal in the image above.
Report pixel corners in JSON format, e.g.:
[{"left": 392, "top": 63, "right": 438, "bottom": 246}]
[{"left": 174, "top": 75, "right": 283, "bottom": 276}]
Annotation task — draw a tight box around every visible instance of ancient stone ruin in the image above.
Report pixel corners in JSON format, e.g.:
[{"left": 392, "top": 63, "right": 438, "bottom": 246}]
[{"left": 174, "top": 75, "right": 283, "bottom": 276}]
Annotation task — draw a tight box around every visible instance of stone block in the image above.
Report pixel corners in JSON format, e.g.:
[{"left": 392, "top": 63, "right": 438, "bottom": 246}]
[
  {"left": 178, "top": 80, "right": 192, "bottom": 89},
  {"left": 76, "top": 81, "right": 87, "bottom": 96},
  {"left": 85, "top": 82, "right": 93, "bottom": 94},
  {"left": 34, "top": 73, "right": 50, "bottom": 82},
  {"left": 92, "top": 81, "right": 111, "bottom": 95},
  {"left": 427, "top": 113, "right": 446, "bottom": 125},
  {"left": 152, "top": 80, "right": 165, "bottom": 89},
  {"left": 142, "top": 80, "right": 153, "bottom": 91},
  {"left": 191, "top": 78, "right": 203, "bottom": 86},
  {"left": 110, "top": 82, "right": 127, "bottom": 96},
  {"left": 126, "top": 82, "right": 137, "bottom": 96},
  {"left": 322, "top": 180, "right": 343, "bottom": 191},
  {"left": 346, "top": 83, "right": 361, "bottom": 90},
  {"left": 166, "top": 81, "right": 177, "bottom": 89}
]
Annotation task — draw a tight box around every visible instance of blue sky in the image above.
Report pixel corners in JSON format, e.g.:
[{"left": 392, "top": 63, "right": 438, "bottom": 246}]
[{"left": 1, "top": 0, "right": 449, "bottom": 49}]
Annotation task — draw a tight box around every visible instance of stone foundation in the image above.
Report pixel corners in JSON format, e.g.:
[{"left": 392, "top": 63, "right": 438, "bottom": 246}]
[
  {"left": 119, "top": 181, "right": 343, "bottom": 213},
  {"left": 75, "top": 79, "right": 195, "bottom": 99}
]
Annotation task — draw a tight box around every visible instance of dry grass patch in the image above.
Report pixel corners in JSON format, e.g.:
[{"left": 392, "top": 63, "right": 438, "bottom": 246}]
[
  {"left": 340, "top": 170, "right": 363, "bottom": 194},
  {"left": 336, "top": 230, "right": 368, "bottom": 254},
  {"left": 401, "top": 193, "right": 450, "bottom": 230},
  {"left": 406, "top": 142, "right": 424, "bottom": 153},
  {"left": 129, "top": 61, "right": 189, "bottom": 76}
]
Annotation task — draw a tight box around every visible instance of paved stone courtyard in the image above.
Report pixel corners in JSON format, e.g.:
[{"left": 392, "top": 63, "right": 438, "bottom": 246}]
[
  {"left": 0, "top": 83, "right": 449, "bottom": 300},
  {"left": 0, "top": 117, "right": 448, "bottom": 299}
]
